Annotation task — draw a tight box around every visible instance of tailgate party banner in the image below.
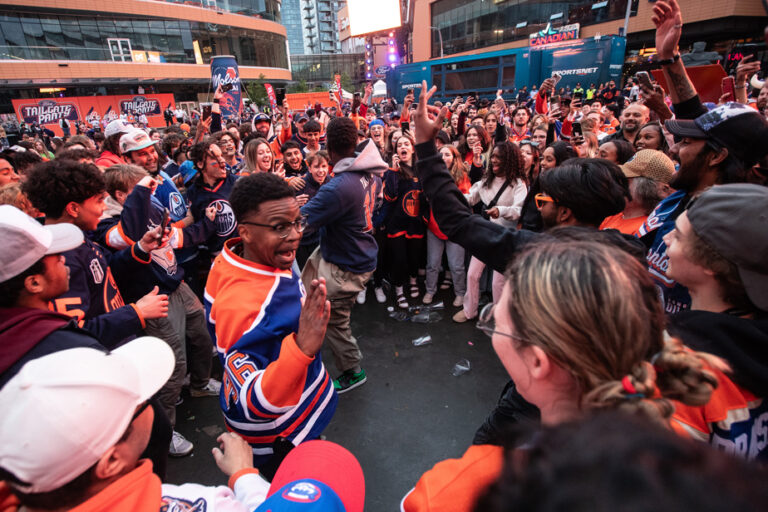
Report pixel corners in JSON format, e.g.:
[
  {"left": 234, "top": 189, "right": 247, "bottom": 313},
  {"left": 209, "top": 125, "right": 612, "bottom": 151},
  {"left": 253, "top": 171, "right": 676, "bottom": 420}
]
[
  {"left": 210, "top": 55, "right": 243, "bottom": 120},
  {"left": 12, "top": 93, "right": 175, "bottom": 137}
]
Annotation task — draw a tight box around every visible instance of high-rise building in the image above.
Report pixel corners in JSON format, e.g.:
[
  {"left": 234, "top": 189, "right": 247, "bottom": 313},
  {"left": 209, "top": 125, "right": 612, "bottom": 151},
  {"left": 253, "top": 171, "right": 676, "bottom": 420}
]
[{"left": 283, "top": 0, "right": 344, "bottom": 56}]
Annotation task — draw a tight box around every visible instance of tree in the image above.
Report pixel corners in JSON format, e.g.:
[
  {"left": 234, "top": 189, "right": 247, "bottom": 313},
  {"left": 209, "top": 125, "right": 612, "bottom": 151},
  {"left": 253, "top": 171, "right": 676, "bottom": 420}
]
[
  {"left": 339, "top": 71, "right": 354, "bottom": 92},
  {"left": 243, "top": 74, "right": 268, "bottom": 107},
  {"left": 287, "top": 79, "right": 309, "bottom": 93}
]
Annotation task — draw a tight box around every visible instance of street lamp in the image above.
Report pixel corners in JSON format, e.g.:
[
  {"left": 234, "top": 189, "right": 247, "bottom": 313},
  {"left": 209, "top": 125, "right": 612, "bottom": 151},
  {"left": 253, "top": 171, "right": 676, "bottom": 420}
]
[{"left": 429, "top": 26, "right": 444, "bottom": 58}]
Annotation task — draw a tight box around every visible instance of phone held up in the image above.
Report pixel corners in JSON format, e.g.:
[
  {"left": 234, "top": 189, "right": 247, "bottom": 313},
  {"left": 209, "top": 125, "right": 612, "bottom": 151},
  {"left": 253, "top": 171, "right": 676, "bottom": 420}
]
[{"left": 220, "top": 83, "right": 234, "bottom": 93}]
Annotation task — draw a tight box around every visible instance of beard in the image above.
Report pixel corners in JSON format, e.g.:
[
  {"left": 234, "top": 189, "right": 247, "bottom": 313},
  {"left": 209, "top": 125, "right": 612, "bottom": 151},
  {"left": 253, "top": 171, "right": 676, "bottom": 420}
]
[{"left": 669, "top": 146, "right": 711, "bottom": 192}]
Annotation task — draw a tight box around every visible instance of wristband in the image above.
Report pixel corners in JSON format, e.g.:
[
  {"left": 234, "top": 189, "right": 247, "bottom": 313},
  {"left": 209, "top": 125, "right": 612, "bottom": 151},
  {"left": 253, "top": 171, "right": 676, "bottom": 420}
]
[
  {"left": 656, "top": 53, "right": 680, "bottom": 66},
  {"left": 734, "top": 84, "right": 747, "bottom": 90}
]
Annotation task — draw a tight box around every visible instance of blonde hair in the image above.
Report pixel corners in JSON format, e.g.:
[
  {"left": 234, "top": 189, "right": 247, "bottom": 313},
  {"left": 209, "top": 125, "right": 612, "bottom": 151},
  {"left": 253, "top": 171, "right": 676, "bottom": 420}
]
[
  {"left": 506, "top": 241, "right": 721, "bottom": 425},
  {"left": 0, "top": 183, "right": 38, "bottom": 217},
  {"left": 244, "top": 138, "right": 273, "bottom": 173}
]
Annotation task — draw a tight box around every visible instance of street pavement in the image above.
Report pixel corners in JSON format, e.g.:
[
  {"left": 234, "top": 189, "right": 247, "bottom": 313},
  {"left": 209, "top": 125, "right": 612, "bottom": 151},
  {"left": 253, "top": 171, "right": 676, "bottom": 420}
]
[{"left": 167, "top": 286, "right": 510, "bottom": 511}]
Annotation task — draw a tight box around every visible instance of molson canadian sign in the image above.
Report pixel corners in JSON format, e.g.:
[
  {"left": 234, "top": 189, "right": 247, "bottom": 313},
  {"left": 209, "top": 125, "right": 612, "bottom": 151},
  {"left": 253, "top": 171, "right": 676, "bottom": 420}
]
[
  {"left": 529, "top": 23, "right": 580, "bottom": 47},
  {"left": 12, "top": 93, "right": 175, "bottom": 137}
]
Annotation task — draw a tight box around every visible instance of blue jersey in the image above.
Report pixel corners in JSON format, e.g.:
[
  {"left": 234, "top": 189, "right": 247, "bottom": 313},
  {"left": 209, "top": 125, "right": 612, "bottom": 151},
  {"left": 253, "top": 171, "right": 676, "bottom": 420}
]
[
  {"left": 152, "top": 170, "right": 188, "bottom": 222},
  {"left": 639, "top": 190, "right": 692, "bottom": 314},
  {"left": 185, "top": 174, "right": 239, "bottom": 254}
]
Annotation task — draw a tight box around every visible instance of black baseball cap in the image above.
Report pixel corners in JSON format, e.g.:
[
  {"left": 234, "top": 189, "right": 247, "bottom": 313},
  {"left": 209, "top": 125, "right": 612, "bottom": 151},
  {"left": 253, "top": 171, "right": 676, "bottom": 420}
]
[{"left": 665, "top": 103, "right": 768, "bottom": 166}]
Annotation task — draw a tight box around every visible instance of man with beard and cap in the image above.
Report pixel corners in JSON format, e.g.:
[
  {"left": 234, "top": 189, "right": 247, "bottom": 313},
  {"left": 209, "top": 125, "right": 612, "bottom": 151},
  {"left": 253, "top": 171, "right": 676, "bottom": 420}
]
[
  {"left": 250, "top": 99, "right": 291, "bottom": 159},
  {"left": 603, "top": 103, "right": 650, "bottom": 146},
  {"left": 662, "top": 184, "right": 768, "bottom": 462},
  {"left": 639, "top": 103, "right": 768, "bottom": 314}
]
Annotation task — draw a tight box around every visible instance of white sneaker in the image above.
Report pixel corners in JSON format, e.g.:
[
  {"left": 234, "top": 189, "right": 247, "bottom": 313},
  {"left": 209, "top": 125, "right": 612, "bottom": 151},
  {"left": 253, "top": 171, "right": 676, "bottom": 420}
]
[
  {"left": 453, "top": 295, "right": 464, "bottom": 307},
  {"left": 356, "top": 289, "right": 366, "bottom": 304},
  {"left": 374, "top": 287, "right": 386, "bottom": 303},
  {"left": 169, "top": 430, "right": 194, "bottom": 457},
  {"left": 423, "top": 293, "right": 434, "bottom": 304},
  {"left": 190, "top": 378, "right": 221, "bottom": 398}
]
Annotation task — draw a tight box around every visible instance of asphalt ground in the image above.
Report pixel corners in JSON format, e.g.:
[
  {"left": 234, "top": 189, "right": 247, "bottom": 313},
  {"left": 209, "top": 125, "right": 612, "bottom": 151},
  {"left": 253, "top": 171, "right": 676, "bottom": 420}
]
[{"left": 167, "top": 285, "right": 509, "bottom": 511}]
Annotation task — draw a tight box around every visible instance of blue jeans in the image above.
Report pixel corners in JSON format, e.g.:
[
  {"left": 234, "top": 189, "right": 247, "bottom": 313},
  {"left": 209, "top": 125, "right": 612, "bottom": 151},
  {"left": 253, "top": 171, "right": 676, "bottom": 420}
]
[{"left": 425, "top": 230, "right": 466, "bottom": 296}]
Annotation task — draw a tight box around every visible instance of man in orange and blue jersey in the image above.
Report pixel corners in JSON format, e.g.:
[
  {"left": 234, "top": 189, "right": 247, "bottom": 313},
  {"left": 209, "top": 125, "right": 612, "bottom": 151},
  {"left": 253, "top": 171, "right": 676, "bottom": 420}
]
[{"left": 204, "top": 172, "right": 337, "bottom": 477}]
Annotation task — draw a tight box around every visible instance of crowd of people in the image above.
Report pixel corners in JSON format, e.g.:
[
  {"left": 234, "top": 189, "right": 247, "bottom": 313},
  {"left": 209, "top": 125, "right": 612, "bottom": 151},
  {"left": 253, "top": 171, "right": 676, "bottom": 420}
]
[{"left": 1, "top": 1, "right": 768, "bottom": 510}]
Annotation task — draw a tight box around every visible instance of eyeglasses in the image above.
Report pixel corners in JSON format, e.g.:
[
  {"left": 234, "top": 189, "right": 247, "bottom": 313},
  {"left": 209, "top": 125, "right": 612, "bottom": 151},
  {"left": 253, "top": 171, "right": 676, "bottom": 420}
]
[
  {"left": 240, "top": 217, "right": 308, "bottom": 238},
  {"left": 534, "top": 193, "right": 555, "bottom": 209},
  {"left": 519, "top": 140, "right": 540, "bottom": 148},
  {"left": 476, "top": 303, "right": 527, "bottom": 342}
]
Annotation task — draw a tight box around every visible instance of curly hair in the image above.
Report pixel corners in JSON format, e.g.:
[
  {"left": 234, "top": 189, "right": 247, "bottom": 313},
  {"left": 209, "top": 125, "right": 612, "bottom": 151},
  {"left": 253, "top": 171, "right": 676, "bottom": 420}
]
[
  {"left": 187, "top": 139, "right": 216, "bottom": 169},
  {"left": 22, "top": 159, "right": 105, "bottom": 219},
  {"left": 230, "top": 172, "right": 294, "bottom": 221},
  {"left": 483, "top": 141, "right": 525, "bottom": 188},
  {"left": 326, "top": 117, "right": 357, "bottom": 158}
]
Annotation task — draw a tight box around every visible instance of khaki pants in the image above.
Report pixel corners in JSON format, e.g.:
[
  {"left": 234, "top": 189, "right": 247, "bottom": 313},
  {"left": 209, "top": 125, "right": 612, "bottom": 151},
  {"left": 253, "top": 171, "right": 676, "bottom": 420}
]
[{"left": 301, "top": 247, "right": 372, "bottom": 374}]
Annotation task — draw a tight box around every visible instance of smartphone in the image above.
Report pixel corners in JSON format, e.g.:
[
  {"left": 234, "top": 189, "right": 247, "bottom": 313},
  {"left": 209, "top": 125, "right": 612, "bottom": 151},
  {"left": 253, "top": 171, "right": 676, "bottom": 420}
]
[
  {"left": 636, "top": 71, "right": 653, "bottom": 89},
  {"left": 572, "top": 121, "right": 583, "bottom": 137},
  {"left": 158, "top": 208, "right": 170, "bottom": 240},
  {"left": 202, "top": 104, "right": 212, "bottom": 121},
  {"left": 573, "top": 91, "right": 583, "bottom": 100},
  {"left": 220, "top": 83, "right": 234, "bottom": 93},
  {"left": 722, "top": 76, "right": 736, "bottom": 100},
  {"left": 552, "top": 73, "right": 562, "bottom": 85}
]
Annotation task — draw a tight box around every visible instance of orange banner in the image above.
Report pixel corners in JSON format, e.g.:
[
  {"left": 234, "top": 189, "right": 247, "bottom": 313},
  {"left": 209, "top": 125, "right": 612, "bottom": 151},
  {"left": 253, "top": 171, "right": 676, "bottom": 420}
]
[{"left": 12, "top": 93, "right": 176, "bottom": 137}]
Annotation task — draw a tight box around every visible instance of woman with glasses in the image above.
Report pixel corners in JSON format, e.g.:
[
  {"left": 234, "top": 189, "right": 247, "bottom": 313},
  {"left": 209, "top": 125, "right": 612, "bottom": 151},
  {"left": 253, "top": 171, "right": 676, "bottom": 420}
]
[
  {"left": 186, "top": 140, "right": 239, "bottom": 255},
  {"left": 453, "top": 141, "right": 527, "bottom": 323},
  {"left": 402, "top": 240, "right": 720, "bottom": 512}
]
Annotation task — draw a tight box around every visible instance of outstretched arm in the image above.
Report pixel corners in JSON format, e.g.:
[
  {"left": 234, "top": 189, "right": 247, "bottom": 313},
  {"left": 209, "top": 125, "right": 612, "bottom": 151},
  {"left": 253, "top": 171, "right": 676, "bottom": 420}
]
[{"left": 413, "top": 82, "right": 540, "bottom": 274}]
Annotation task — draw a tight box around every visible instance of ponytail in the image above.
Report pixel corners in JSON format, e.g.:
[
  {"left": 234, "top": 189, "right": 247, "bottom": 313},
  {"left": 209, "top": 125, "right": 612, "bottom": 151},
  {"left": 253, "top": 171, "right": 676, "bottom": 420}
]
[{"left": 582, "top": 336, "right": 725, "bottom": 426}]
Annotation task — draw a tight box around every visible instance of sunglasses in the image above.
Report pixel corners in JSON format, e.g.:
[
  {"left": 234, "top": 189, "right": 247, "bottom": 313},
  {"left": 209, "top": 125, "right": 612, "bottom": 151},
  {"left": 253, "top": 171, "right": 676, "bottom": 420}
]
[{"left": 534, "top": 193, "right": 555, "bottom": 209}]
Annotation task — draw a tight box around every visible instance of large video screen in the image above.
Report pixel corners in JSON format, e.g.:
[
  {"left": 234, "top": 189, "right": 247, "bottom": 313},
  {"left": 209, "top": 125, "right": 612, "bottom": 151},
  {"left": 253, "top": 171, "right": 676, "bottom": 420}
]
[{"left": 348, "top": 0, "right": 402, "bottom": 37}]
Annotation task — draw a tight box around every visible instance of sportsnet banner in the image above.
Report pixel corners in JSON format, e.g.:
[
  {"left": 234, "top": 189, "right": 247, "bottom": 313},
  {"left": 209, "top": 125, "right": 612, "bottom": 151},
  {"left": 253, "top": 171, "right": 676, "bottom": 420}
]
[
  {"left": 12, "top": 93, "right": 175, "bottom": 137},
  {"left": 264, "top": 83, "right": 278, "bottom": 111},
  {"left": 211, "top": 55, "right": 243, "bottom": 120}
]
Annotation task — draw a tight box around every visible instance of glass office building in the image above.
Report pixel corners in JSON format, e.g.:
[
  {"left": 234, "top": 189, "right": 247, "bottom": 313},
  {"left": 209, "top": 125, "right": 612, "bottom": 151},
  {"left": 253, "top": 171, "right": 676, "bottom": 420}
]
[
  {"left": 0, "top": 11, "right": 287, "bottom": 68},
  {"left": 430, "top": 0, "right": 638, "bottom": 58}
]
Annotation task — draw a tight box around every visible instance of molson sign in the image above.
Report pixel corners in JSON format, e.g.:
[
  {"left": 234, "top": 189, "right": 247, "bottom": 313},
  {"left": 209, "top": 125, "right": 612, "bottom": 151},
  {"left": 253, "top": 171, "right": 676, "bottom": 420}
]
[
  {"left": 529, "top": 23, "right": 580, "bottom": 47},
  {"left": 120, "top": 95, "right": 161, "bottom": 115},
  {"left": 210, "top": 55, "right": 242, "bottom": 120},
  {"left": 17, "top": 99, "right": 80, "bottom": 125},
  {"left": 12, "top": 93, "right": 175, "bottom": 137}
]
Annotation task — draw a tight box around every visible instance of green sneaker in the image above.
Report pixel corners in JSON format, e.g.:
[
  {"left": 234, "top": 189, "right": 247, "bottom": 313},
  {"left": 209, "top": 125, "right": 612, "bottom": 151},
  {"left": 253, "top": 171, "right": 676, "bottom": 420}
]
[{"left": 333, "top": 369, "right": 367, "bottom": 394}]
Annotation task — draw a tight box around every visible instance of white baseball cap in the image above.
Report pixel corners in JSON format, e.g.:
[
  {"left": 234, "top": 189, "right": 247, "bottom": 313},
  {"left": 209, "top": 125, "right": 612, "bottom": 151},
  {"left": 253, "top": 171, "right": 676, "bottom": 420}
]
[
  {"left": 119, "top": 129, "right": 155, "bottom": 154},
  {"left": 0, "top": 337, "right": 174, "bottom": 494},
  {"left": 0, "top": 205, "right": 83, "bottom": 282},
  {"left": 104, "top": 119, "right": 131, "bottom": 138}
]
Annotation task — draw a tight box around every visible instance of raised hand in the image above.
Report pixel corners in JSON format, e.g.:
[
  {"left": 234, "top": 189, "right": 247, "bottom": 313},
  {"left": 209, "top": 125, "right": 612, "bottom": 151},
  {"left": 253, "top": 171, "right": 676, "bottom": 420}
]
[
  {"left": 414, "top": 81, "right": 449, "bottom": 145},
  {"left": 296, "top": 278, "right": 331, "bottom": 357},
  {"left": 652, "top": 0, "right": 683, "bottom": 60}
]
